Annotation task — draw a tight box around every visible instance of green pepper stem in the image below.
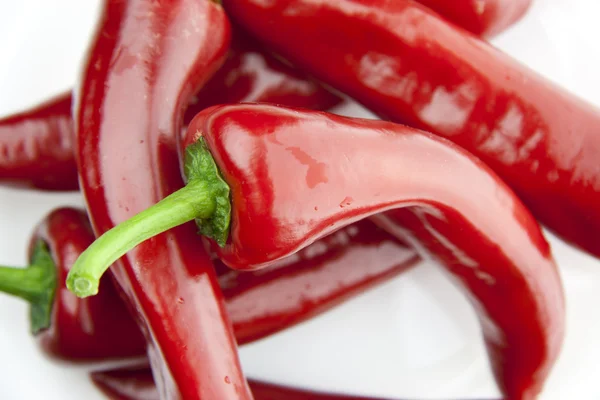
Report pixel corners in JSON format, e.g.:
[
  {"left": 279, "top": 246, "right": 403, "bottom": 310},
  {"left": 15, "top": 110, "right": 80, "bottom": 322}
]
[
  {"left": 0, "top": 240, "right": 56, "bottom": 334},
  {"left": 67, "top": 138, "right": 231, "bottom": 298}
]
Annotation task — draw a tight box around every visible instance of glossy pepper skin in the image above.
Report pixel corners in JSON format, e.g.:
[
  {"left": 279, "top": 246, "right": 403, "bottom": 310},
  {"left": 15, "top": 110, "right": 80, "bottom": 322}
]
[
  {"left": 183, "top": 105, "right": 564, "bottom": 399},
  {"left": 74, "top": 1, "right": 252, "bottom": 399},
  {"left": 0, "top": 92, "right": 77, "bottom": 190},
  {"left": 91, "top": 368, "right": 396, "bottom": 400},
  {"left": 218, "top": 219, "right": 420, "bottom": 344},
  {"left": 0, "top": 207, "right": 146, "bottom": 365},
  {"left": 415, "top": 0, "right": 532, "bottom": 37},
  {"left": 69, "top": 104, "right": 564, "bottom": 399},
  {"left": 223, "top": 0, "right": 600, "bottom": 260},
  {"left": 0, "top": 30, "right": 340, "bottom": 192},
  {"left": 183, "top": 29, "right": 342, "bottom": 123}
]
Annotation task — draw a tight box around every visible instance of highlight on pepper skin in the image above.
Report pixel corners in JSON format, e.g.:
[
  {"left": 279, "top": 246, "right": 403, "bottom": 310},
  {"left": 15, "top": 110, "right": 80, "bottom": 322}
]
[
  {"left": 2, "top": 0, "right": 598, "bottom": 399},
  {"left": 0, "top": 207, "right": 146, "bottom": 365},
  {"left": 66, "top": 103, "right": 565, "bottom": 400},
  {"left": 222, "top": 0, "right": 600, "bottom": 260}
]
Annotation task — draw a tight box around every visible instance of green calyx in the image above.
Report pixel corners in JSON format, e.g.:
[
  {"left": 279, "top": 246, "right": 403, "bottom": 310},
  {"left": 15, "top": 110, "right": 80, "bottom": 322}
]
[
  {"left": 66, "top": 137, "right": 231, "bottom": 298},
  {"left": 184, "top": 138, "right": 231, "bottom": 247},
  {"left": 0, "top": 240, "right": 57, "bottom": 334}
]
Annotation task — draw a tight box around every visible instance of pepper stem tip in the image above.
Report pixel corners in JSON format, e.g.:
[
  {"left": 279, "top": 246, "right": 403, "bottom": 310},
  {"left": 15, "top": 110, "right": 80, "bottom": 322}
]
[{"left": 65, "top": 137, "right": 231, "bottom": 298}]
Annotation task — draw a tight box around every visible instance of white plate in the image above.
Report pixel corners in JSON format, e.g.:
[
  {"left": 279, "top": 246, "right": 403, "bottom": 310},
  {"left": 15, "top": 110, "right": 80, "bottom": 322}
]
[{"left": 1, "top": 1, "right": 600, "bottom": 399}]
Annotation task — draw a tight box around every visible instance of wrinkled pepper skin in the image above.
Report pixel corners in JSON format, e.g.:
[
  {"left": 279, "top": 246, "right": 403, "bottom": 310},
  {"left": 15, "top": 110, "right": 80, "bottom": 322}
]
[
  {"left": 91, "top": 368, "right": 396, "bottom": 400},
  {"left": 223, "top": 0, "right": 600, "bottom": 260},
  {"left": 0, "top": 31, "right": 340, "bottom": 192},
  {"left": 185, "top": 104, "right": 565, "bottom": 400},
  {"left": 0, "top": 207, "right": 146, "bottom": 365},
  {"left": 74, "top": 1, "right": 252, "bottom": 399},
  {"left": 0, "top": 92, "right": 77, "bottom": 190},
  {"left": 415, "top": 0, "right": 532, "bottom": 37},
  {"left": 218, "top": 219, "right": 420, "bottom": 344}
]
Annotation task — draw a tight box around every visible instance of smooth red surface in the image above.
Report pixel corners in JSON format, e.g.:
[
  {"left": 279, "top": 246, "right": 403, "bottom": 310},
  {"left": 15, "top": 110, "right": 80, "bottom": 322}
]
[
  {"left": 30, "top": 207, "right": 146, "bottom": 365},
  {"left": 0, "top": 29, "right": 340, "bottom": 192},
  {"left": 183, "top": 30, "right": 342, "bottom": 123},
  {"left": 415, "top": 0, "right": 531, "bottom": 37},
  {"left": 91, "top": 368, "right": 395, "bottom": 400},
  {"left": 41, "top": 210, "right": 419, "bottom": 361},
  {"left": 0, "top": 92, "right": 77, "bottom": 190},
  {"left": 74, "top": 1, "right": 252, "bottom": 399},
  {"left": 185, "top": 104, "right": 565, "bottom": 400},
  {"left": 223, "top": 0, "right": 600, "bottom": 260},
  {"left": 219, "top": 219, "right": 420, "bottom": 344}
]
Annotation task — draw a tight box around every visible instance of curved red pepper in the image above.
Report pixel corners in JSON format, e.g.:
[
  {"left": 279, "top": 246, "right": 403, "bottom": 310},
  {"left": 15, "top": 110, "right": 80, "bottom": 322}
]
[
  {"left": 0, "top": 31, "right": 341, "bottom": 192},
  {"left": 91, "top": 368, "right": 400, "bottom": 400},
  {"left": 195, "top": 105, "right": 564, "bottom": 399},
  {"left": 218, "top": 219, "right": 420, "bottom": 344},
  {"left": 73, "top": 1, "right": 252, "bottom": 399},
  {"left": 69, "top": 104, "right": 564, "bottom": 399},
  {"left": 223, "top": 0, "right": 600, "bottom": 260},
  {"left": 0, "top": 92, "right": 77, "bottom": 190},
  {"left": 185, "top": 105, "right": 561, "bottom": 399},
  {"left": 415, "top": 0, "right": 532, "bottom": 37},
  {"left": 0, "top": 207, "right": 146, "bottom": 366}
]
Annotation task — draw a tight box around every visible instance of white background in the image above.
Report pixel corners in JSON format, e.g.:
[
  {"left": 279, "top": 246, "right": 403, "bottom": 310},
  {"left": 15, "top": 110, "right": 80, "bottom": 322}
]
[{"left": 1, "top": 0, "right": 600, "bottom": 399}]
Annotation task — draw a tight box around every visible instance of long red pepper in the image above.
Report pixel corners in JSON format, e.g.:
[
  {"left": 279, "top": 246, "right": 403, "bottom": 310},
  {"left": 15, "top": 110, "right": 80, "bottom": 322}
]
[
  {"left": 73, "top": 1, "right": 253, "bottom": 399},
  {"left": 69, "top": 105, "right": 565, "bottom": 399},
  {"left": 0, "top": 92, "right": 77, "bottom": 190},
  {"left": 222, "top": 0, "right": 600, "bottom": 260},
  {"left": 91, "top": 368, "right": 399, "bottom": 400},
  {"left": 414, "top": 0, "right": 532, "bottom": 37},
  {"left": 0, "top": 32, "right": 341, "bottom": 192},
  {"left": 0, "top": 207, "right": 146, "bottom": 366},
  {"left": 5, "top": 209, "right": 417, "bottom": 368},
  {"left": 217, "top": 219, "right": 419, "bottom": 344}
]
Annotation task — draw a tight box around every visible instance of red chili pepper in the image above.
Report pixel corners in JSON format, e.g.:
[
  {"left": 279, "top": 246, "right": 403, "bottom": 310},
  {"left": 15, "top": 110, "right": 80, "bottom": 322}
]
[
  {"left": 5, "top": 208, "right": 417, "bottom": 367},
  {"left": 0, "top": 207, "right": 146, "bottom": 366},
  {"left": 218, "top": 219, "right": 420, "bottom": 344},
  {"left": 71, "top": 1, "right": 252, "bottom": 399},
  {"left": 222, "top": 0, "right": 600, "bottom": 260},
  {"left": 2, "top": 210, "right": 417, "bottom": 364},
  {"left": 414, "top": 0, "right": 532, "bottom": 37},
  {"left": 90, "top": 368, "right": 403, "bottom": 400},
  {"left": 183, "top": 30, "right": 343, "bottom": 123},
  {"left": 0, "top": 32, "right": 340, "bottom": 192},
  {"left": 68, "top": 105, "right": 564, "bottom": 399},
  {"left": 0, "top": 92, "right": 77, "bottom": 191}
]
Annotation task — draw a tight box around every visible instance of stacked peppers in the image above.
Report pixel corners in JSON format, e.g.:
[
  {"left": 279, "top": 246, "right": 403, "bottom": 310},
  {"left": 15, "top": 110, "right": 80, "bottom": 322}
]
[{"left": 3, "top": 0, "right": 600, "bottom": 399}]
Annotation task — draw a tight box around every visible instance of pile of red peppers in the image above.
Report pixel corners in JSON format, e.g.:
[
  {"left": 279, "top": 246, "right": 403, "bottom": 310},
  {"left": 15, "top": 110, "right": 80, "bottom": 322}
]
[{"left": 2, "top": 0, "right": 599, "bottom": 398}]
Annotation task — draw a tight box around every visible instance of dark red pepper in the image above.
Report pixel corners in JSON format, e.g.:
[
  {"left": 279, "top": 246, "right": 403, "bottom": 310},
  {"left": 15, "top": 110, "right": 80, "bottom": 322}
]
[
  {"left": 69, "top": 105, "right": 564, "bottom": 399},
  {"left": 183, "top": 29, "right": 343, "bottom": 123},
  {"left": 0, "top": 207, "right": 146, "bottom": 366},
  {"left": 0, "top": 31, "right": 341, "bottom": 192},
  {"left": 222, "top": 0, "right": 600, "bottom": 259},
  {"left": 3, "top": 211, "right": 417, "bottom": 364},
  {"left": 71, "top": 1, "right": 252, "bottom": 399},
  {"left": 218, "top": 219, "right": 420, "bottom": 344},
  {"left": 91, "top": 368, "right": 399, "bottom": 400},
  {"left": 0, "top": 92, "right": 77, "bottom": 191},
  {"left": 415, "top": 0, "right": 532, "bottom": 37},
  {"left": 4, "top": 208, "right": 417, "bottom": 368}
]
